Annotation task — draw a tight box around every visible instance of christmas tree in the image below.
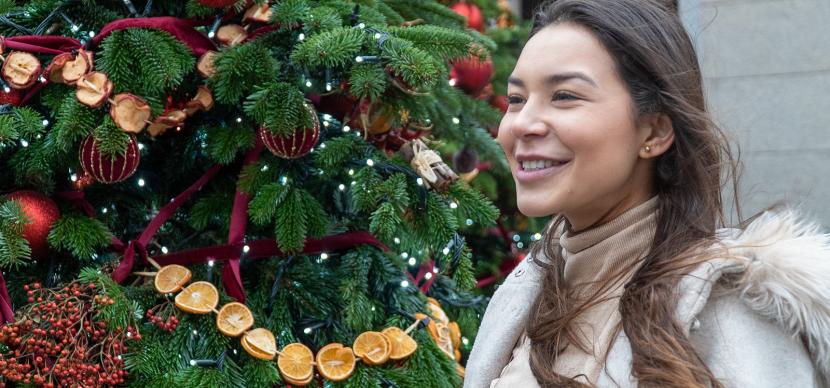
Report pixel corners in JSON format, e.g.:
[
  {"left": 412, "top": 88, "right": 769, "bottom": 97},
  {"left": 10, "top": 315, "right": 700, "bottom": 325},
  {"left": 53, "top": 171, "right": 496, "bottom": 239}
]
[{"left": 0, "top": 0, "right": 507, "bottom": 386}]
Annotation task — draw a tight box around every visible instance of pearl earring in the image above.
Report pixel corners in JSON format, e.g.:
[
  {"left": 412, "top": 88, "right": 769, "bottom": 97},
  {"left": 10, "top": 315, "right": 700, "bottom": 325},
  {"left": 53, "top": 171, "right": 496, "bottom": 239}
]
[{"left": 643, "top": 145, "right": 651, "bottom": 153}]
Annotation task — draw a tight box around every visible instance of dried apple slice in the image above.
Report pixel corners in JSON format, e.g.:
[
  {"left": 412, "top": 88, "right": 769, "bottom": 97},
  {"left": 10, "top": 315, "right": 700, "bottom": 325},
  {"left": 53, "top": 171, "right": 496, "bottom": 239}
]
[
  {"left": 61, "top": 49, "right": 94, "bottom": 85},
  {"left": 45, "top": 52, "right": 73, "bottom": 83},
  {"left": 157, "top": 109, "right": 187, "bottom": 127},
  {"left": 146, "top": 121, "right": 173, "bottom": 137},
  {"left": 109, "top": 93, "right": 151, "bottom": 133},
  {"left": 243, "top": 3, "right": 272, "bottom": 23},
  {"left": 216, "top": 24, "right": 247, "bottom": 46},
  {"left": 184, "top": 86, "right": 214, "bottom": 115},
  {"left": 2, "top": 51, "right": 41, "bottom": 89},
  {"left": 76, "top": 71, "right": 113, "bottom": 108},
  {"left": 196, "top": 51, "right": 218, "bottom": 78}
]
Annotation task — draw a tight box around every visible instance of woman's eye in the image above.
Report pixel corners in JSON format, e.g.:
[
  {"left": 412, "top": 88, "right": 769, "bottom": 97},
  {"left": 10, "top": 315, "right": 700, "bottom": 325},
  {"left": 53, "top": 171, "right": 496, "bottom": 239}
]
[
  {"left": 552, "top": 91, "right": 578, "bottom": 101},
  {"left": 507, "top": 95, "right": 525, "bottom": 104}
]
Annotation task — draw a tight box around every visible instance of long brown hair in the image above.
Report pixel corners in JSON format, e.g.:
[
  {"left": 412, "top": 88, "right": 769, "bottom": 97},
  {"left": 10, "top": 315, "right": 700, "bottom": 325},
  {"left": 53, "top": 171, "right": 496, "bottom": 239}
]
[{"left": 525, "top": 1, "right": 742, "bottom": 387}]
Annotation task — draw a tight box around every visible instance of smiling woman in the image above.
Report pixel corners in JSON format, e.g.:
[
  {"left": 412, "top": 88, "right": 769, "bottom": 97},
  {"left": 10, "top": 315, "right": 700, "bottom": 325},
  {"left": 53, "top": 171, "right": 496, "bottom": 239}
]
[
  {"left": 498, "top": 20, "right": 673, "bottom": 227},
  {"left": 465, "top": 1, "right": 830, "bottom": 388}
]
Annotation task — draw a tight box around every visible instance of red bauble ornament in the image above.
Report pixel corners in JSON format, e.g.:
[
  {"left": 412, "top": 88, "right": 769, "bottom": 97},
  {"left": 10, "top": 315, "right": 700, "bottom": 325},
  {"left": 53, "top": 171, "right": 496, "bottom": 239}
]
[
  {"left": 450, "top": 1, "right": 485, "bottom": 32},
  {"left": 451, "top": 56, "right": 494, "bottom": 95},
  {"left": 79, "top": 134, "right": 140, "bottom": 184},
  {"left": 6, "top": 191, "right": 60, "bottom": 261},
  {"left": 490, "top": 94, "right": 508, "bottom": 114},
  {"left": 196, "top": 0, "right": 238, "bottom": 7},
  {"left": 260, "top": 109, "right": 320, "bottom": 159},
  {"left": 0, "top": 88, "right": 22, "bottom": 106}
]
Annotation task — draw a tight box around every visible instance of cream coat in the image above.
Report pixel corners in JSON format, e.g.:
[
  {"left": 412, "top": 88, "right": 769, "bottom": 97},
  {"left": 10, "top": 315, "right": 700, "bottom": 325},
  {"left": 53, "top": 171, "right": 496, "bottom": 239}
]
[{"left": 465, "top": 209, "right": 830, "bottom": 387}]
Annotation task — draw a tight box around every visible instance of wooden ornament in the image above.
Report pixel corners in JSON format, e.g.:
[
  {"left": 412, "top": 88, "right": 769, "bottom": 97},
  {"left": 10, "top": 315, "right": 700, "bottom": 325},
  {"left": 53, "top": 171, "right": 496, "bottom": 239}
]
[{"left": 400, "top": 139, "right": 459, "bottom": 192}]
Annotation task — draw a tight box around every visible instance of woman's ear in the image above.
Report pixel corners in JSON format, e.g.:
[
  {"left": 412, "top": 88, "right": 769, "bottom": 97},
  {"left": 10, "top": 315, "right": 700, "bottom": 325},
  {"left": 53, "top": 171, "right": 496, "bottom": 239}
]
[{"left": 638, "top": 113, "right": 675, "bottom": 159}]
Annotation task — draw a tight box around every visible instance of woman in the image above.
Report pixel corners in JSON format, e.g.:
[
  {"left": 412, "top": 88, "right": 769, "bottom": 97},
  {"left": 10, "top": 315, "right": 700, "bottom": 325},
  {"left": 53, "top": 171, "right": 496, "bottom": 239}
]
[{"left": 465, "top": 1, "right": 830, "bottom": 387}]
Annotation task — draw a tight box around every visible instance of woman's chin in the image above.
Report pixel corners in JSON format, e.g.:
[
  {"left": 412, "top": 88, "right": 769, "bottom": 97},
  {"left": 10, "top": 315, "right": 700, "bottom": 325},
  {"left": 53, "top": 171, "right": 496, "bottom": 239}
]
[{"left": 517, "top": 200, "right": 558, "bottom": 218}]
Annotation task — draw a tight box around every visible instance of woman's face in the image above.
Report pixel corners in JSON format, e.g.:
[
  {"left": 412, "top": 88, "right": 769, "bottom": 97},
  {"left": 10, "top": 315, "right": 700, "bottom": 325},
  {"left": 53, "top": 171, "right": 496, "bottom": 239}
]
[{"left": 499, "top": 23, "right": 663, "bottom": 230}]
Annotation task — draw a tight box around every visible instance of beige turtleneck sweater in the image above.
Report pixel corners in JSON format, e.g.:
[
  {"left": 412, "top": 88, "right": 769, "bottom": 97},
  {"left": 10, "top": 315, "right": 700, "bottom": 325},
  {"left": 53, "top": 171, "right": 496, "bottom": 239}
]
[{"left": 490, "top": 196, "right": 659, "bottom": 387}]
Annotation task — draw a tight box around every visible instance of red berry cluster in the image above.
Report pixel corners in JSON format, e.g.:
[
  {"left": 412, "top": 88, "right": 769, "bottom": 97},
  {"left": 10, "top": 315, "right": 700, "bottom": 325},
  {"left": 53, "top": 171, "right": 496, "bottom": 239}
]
[
  {"left": 0, "top": 282, "right": 140, "bottom": 387},
  {"left": 145, "top": 303, "right": 179, "bottom": 332}
]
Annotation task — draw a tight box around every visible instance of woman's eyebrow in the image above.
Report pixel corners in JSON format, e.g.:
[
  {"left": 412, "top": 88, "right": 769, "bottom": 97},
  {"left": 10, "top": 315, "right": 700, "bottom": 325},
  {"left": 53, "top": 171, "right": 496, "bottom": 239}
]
[{"left": 507, "top": 72, "right": 598, "bottom": 88}]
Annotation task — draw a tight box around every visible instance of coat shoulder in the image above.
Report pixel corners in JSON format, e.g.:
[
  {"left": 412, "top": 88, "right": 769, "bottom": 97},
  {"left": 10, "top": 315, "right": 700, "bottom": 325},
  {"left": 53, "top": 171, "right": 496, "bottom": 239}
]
[{"left": 678, "top": 208, "right": 830, "bottom": 386}]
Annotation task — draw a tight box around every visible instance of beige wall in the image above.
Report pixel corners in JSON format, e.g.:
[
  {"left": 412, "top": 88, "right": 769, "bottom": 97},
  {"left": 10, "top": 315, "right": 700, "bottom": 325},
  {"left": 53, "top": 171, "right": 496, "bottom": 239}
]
[{"left": 680, "top": 0, "right": 830, "bottom": 225}]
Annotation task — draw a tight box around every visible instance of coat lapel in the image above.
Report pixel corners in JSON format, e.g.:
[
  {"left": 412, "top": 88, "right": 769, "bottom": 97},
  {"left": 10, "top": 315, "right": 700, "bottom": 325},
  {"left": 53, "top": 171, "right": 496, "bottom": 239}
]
[{"left": 464, "top": 256, "right": 545, "bottom": 388}]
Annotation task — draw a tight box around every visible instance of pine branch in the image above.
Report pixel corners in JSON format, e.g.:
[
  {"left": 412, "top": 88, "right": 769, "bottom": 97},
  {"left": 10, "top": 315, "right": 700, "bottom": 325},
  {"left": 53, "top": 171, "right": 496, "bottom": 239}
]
[
  {"left": 272, "top": 0, "right": 310, "bottom": 29},
  {"left": 381, "top": 36, "right": 444, "bottom": 91},
  {"left": 204, "top": 124, "right": 255, "bottom": 164},
  {"left": 47, "top": 215, "right": 113, "bottom": 261},
  {"left": 249, "top": 182, "right": 290, "bottom": 226},
  {"left": 291, "top": 27, "right": 365, "bottom": 69},
  {"left": 93, "top": 117, "right": 131, "bottom": 158},
  {"left": 383, "top": 0, "right": 466, "bottom": 30},
  {"left": 305, "top": 6, "right": 343, "bottom": 33},
  {"left": 316, "top": 136, "right": 361, "bottom": 170},
  {"left": 51, "top": 93, "right": 98, "bottom": 153},
  {"left": 448, "top": 181, "right": 499, "bottom": 227},
  {"left": 0, "top": 200, "right": 31, "bottom": 269},
  {"left": 349, "top": 63, "right": 388, "bottom": 101},
  {"left": 274, "top": 188, "right": 308, "bottom": 252},
  {"left": 210, "top": 42, "right": 281, "bottom": 104},
  {"left": 388, "top": 25, "right": 475, "bottom": 61}
]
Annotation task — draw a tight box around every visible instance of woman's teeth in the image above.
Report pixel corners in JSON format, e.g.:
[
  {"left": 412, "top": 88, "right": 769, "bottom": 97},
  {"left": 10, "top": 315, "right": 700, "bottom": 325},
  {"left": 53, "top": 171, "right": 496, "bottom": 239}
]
[{"left": 521, "top": 160, "right": 561, "bottom": 171}]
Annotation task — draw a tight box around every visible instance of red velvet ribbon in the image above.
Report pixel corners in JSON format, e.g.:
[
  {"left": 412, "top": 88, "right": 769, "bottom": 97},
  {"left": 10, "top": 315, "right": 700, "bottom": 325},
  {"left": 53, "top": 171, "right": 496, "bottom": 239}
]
[
  {"left": 0, "top": 269, "right": 13, "bottom": 323},
  {"left": 112, "top": 165, "right": 222, "bottom": 283},
  {"left": 221, "top": 141, "right": 263, "bottom": 302},
  {"left": 2, "top": 36, "right": 81, "bottom": 55}
]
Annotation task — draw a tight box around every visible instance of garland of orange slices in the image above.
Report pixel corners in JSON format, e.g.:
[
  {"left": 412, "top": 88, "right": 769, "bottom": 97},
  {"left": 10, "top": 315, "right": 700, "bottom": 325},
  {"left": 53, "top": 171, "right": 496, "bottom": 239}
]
[{"left": 141, "top": 260, "right": 428, "bottom": 385}]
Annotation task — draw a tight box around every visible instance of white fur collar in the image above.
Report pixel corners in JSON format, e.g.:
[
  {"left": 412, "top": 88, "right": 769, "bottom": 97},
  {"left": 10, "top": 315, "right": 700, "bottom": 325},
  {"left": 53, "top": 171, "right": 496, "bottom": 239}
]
[{"left": 676, "top": 208, "right": 830, "bottom": 385}]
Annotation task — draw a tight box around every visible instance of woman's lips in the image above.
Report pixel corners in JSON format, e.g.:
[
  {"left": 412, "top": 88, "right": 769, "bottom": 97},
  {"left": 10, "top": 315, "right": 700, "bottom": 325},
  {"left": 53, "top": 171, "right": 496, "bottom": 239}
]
[{"left": 514, "top": 161, "right": 570, "bottom": 184}]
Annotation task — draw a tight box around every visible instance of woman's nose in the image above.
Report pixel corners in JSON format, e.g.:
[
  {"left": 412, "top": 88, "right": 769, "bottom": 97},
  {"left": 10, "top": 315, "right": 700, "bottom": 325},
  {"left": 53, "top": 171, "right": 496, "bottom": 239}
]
[{"left": 509, "top": 102, "right": 550, "bottom": 138}]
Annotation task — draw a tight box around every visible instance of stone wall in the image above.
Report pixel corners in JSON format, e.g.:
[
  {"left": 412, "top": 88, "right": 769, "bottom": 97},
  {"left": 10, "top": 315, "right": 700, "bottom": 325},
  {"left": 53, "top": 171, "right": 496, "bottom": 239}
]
[{"left": 681, "top": 0, "right": 830, "bottom": 225}]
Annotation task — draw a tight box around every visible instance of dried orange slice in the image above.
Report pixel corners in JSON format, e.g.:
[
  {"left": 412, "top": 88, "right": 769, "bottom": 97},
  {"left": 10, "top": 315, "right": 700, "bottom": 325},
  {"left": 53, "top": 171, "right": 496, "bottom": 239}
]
[
  {"left": 277, "top": 343, "right": 314, "bottom": 384},
  {"left": 242, "top": 328, "right": 278, "bottom": 360},
  {"left": 315, "top": 343, "right": 356, "bottom": 382},
  {"left": 415, "top": 313, "right": 439, "bottom": 340},
  {"left": 353, "top": 331, "right": 391, "bottom": 365},
  {"left": 174, "top": 281, "right": 218, "bottom": 314},
  {"left": 426, "top": 297, "right": 449, "bottom": 323},
  {"left": 381, "top": 327, "right": 418, "bottom": 360},
  {"left": 154, "top": 264, "right": 192, "bottom": 294},
  {"left": 216, "top": 302, "right": 254, "bottom": 337},
  {"left": 448, "top": 321, "right": 461, "bottom": 349},
  {"left": 283, "top": 373, "right": 313, "bottom": 386}
]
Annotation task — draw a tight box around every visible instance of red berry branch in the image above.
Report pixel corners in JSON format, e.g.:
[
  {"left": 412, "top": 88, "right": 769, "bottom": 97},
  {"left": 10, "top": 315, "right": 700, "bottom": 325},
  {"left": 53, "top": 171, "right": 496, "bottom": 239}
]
[{"left": 0, "top": 282, "right": 140, "bottom": 387}]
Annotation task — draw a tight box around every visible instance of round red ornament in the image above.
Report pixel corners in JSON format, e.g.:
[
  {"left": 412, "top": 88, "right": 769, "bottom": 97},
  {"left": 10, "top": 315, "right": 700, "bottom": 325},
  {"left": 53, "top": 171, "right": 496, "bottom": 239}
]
[
  {"left": 490, "top": 94, "right": 508, "bottom": 114},
  {"left": 450, "top": 1, "right": 485, "bottom": 32},
  {"left": 450, "top": 56, "right": 494, "bottom": 95},
  {"left": 196, "top": 0, "right": 238, "bottom": 7},
  {"left": 6, "top": 191, "right": 60, "bottom": 261},
  {"left": 79, "top": 134, "right": 140, "bottom": 184},
  {"left": 260, "top": 107, "right": 320, "bottom": 159},
  {"left": 0, "top": 88, "right": 22, "bottom": 106}
]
